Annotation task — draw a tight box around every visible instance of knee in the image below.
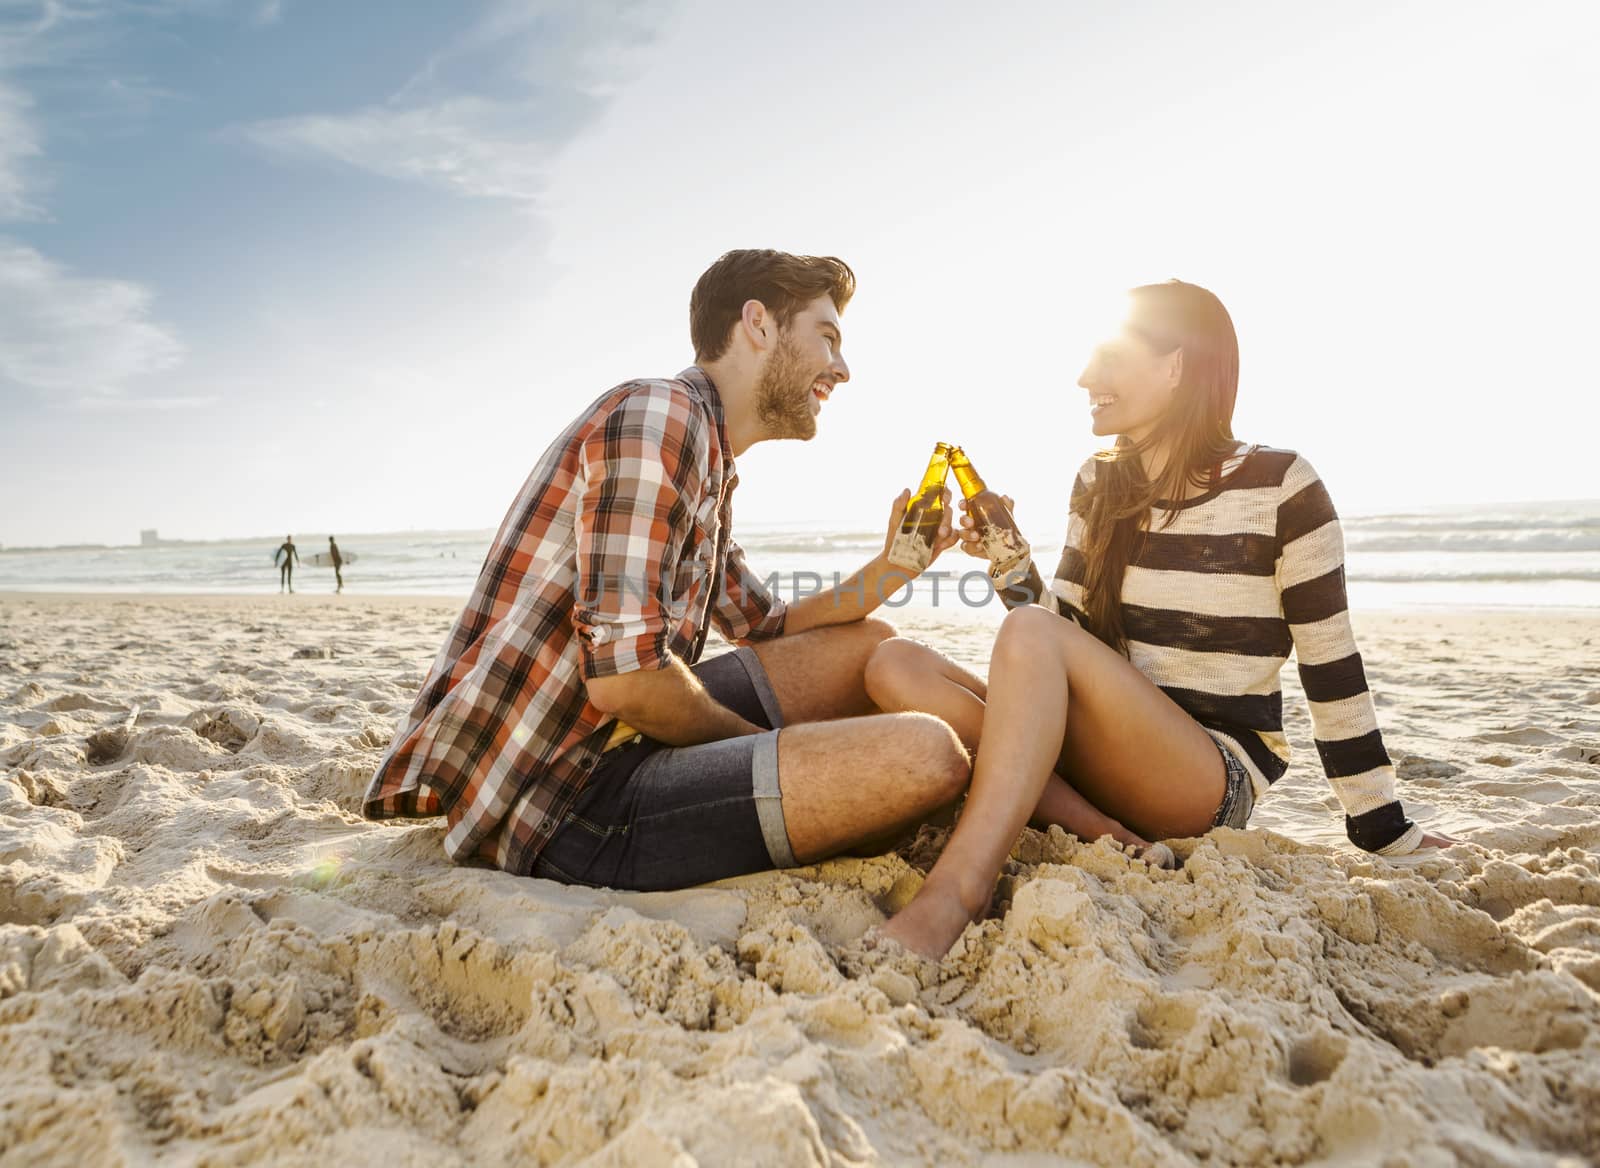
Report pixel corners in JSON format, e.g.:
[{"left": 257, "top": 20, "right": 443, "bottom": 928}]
[
  {"left": 848, "top": 618, "right": 898, "bottom": 683},
  {"left": 992, "top": 603, "right": 1075, "bottom": 670},
  {"left": 863, "top": 636, "right": 927, "bottom": 709},
  {"left": 895, "top": 712, "right": 970, "bottom": 805},
  {"left": 998, "top": 601, "right": 1059, "bottom": 640},
  {"left": 857, "top": 616, "right": 897, "bottom": 644}
]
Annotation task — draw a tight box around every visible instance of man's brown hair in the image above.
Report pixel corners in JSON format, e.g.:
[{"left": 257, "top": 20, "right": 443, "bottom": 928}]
[{"left": 690, "top": 249, "right": 856, "bottom": 361}]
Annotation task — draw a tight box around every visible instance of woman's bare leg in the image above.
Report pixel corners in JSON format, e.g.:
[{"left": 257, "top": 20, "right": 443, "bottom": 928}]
[
  {"left": 864, "top": 636, "right": 1150, "bottom": 849},
  {"left": 878, "top": 606, "right": 1225, "bottom": 959}
]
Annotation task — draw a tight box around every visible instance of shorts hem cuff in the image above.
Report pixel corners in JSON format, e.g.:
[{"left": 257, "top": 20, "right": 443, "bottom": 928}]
[{"left": 751, "top": 729, "right": 795, "bottom": 868}]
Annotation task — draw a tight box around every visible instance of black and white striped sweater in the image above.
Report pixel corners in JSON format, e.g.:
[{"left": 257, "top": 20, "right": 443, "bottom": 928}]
[{"left": 1003, "top": 443, "right": 1421, "bottom": 855}]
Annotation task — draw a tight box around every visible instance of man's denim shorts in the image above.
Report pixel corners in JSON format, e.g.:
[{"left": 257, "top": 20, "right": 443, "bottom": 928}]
[
  {"left": 532, "top": 646, "right": 791, "bottom": 892},
  {"left": 1210, "top": 738, "right": 1257, "bottom": 830}
]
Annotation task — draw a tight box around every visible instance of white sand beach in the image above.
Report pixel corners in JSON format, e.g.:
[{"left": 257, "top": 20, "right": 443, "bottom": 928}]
[{"left": 2, "top": 593, "right": 1598, "bottom": 1166}]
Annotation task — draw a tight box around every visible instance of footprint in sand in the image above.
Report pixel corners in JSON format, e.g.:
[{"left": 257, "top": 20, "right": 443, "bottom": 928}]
[
  {"left": 1474, "top": 726, "right": 1566, "bottom": 747},
  {"left": 1396, "top": 755, "right": 1464, "bottom": 781},
  {"left": 1549, "top": 744, "right": 1600, "bottom": 765},
  {"left": 1467, "top": 778, "right": 1582, "bottom": 803},
  {"left": 183, "top": 707, "right": 259, "bottom": 753}
]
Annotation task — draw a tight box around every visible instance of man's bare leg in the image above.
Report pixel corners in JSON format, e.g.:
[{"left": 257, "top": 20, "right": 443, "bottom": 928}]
[
  {"left": 775, "top": 713, "right": 970, "bottom": 862},
  {"left": 864, "top": 636, "right": 1152, "bottom": 850},
  {"left": 740, "top": 619, "right": 975, "bottom": 860},
  {"left": 746, "top": 617, "right": 896, "bottom": 722}
]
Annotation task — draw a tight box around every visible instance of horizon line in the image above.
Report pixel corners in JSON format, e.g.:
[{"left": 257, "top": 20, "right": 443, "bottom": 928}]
[{"left": 4, "top": 496, "right": 1600, "bottom": 555}]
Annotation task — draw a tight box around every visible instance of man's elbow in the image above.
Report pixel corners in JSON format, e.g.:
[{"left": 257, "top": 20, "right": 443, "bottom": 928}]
[
  {"left": 584, "top": 672, "right": 643, "bottom": 718},
  {"left": 584, "top": 674, "right": 622, "bottom": 716}
]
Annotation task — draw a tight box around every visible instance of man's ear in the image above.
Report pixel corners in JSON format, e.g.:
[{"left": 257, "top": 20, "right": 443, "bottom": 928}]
[{"left": 739, "top": 299, "right": 771, "bottom": 350}]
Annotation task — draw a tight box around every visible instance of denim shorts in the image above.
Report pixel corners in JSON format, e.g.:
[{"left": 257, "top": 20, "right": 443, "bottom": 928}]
[
  {"left": 531, "top": 646, "right": 791, "bottom": 892},
  {"left": 1210, "top": 738, "right": 1257, "bottom": 830}
]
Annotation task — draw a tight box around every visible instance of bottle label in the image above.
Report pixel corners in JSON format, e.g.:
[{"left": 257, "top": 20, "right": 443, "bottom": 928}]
[
  {"left": 887, "top": 528, "right": 935, "bottom": 574},
  {"left": 981, "top": 526, "right": 1030, "bottom": 578}
]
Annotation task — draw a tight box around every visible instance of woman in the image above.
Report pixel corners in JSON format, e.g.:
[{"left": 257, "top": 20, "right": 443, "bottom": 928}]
[{"left": 864, "top": 280, "right": 1455, "bottom": 959}]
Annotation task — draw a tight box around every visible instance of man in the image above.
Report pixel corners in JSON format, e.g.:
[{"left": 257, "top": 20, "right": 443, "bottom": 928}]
[
  {"left": 363, "top": 250, "right": 969, "bottom": 890},
  {"left": 328, "top": 536, "right": 344, "bottom": 593},
  {"left": 274, "top": 535, "right": 299, "bottom": 593}
]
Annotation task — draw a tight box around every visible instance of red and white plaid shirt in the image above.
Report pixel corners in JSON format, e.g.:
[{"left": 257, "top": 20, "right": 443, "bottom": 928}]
[{"left": 363, "top": 367, "right": 787, "bottom": 873}]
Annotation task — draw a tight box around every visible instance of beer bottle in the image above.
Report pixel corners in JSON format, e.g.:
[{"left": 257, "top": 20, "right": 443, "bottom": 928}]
[
  {"left": 887, "top": 442, "right": 952, "bottom": 574},
  {"left": 948, "top": 446, "right": 1032, "bottom": 578}
]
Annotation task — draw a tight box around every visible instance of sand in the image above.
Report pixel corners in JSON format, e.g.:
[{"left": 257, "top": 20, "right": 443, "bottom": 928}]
[{"left": 2, "top": 592, "right": 1598, "bottom": 1166}]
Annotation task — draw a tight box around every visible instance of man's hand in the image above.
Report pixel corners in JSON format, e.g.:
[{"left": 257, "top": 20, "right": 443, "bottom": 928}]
[
  {"left": 956, "top": 493, "right": 1015, "bottom": 560},
  {"left": 883, "top": 487, "right": 960, "bottom": 565},
  {"left": 785, "top": 487, "right": 961, "bottom": 636}
]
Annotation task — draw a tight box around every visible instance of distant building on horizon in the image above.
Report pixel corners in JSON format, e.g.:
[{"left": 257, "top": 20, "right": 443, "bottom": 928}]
[{"left": 141, "top": 529, "right": 160, "bottom": 547}]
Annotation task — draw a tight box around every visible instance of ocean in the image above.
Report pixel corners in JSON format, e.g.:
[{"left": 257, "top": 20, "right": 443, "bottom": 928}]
[{"left": 2, "top": 500, "right": 1597, "bottom": 613}]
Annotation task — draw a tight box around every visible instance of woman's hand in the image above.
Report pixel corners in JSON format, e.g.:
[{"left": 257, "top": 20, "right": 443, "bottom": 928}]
[
  {"left": 956, "top": 494, "right": 1015, "bottom": 560},
  {"left": 883, "top": 488, "right": 960, "bottom": 565}
]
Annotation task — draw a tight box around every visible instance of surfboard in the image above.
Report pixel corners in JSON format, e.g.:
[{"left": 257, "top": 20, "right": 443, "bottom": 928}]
[{"left": 310, "top": 552, "right": 357, "bottom": 567}]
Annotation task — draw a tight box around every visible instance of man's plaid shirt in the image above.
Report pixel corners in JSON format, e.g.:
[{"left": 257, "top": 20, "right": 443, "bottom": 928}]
[{"left": 362, "top": 367, "right": 787, "bottom": 873}]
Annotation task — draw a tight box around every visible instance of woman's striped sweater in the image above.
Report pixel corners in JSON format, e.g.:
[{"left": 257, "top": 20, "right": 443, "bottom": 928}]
[{"left": 1002, "top": 443, "right": 1421, "bottom": 855}]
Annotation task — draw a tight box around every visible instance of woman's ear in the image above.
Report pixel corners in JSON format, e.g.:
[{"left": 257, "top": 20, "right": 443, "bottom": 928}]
[{"left": 1166, "top": 347, "right": 1184, "bottom": 390}]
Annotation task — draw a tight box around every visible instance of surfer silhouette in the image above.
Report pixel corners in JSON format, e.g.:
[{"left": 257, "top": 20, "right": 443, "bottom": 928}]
[
  {"left": 328, "top": 536, "right": 344, "bottom": 593},
  {"left": 274, "top": 535, "right": 299, "bottom": 593}
]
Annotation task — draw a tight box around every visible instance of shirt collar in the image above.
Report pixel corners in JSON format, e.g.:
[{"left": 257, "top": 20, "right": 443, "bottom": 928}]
[{"left": 677, "top": 364, "right": 735, "bottom": 471}]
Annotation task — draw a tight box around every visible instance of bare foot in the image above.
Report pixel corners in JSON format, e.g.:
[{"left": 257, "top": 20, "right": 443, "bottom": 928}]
[
  {"left": 838, "top": 928, "right": 942, "bottom": 998},
  {"left": 878, "top": 883, "right": 979, "bottom": 960}
]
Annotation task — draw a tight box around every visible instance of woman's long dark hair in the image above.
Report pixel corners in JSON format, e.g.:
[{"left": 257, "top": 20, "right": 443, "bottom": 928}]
[{"left": 1079, "top": 281, "right": 1241, "bottom": 654}]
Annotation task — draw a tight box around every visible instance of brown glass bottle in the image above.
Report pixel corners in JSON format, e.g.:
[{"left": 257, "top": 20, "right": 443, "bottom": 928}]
[
  {"left": 887, "top": 442, "right": 952, "bottom": 574},
  {"left": 948, "top": 446, "right": 1031, "bottom": 578}
]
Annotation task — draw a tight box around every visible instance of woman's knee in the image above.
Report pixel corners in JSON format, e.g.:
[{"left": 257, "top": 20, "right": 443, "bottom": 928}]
[{"left": 992, "top": 604, "right": 1080, "bottom": 671}]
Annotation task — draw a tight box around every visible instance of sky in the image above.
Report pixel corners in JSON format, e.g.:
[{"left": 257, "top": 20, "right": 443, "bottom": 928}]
[{"left": 1, "top": 0, "right": 1597, "bottom": 550}]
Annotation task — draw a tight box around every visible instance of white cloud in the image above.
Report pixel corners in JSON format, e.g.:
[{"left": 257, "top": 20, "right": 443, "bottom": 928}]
[
  {"left": 0, "top": 236, "right": 185, "bottom": 402},
  {"left": 0, "top": 15, "right": 189, "bottom": 409},
  {"left": 435, "top": 0, "right": 667, "bottom": 97},
  {"left": 0, "top": 0, "right": 284, "bottom": 74},
  {"left": 238, "top": 95, "right": 551, "bottom": 201},
  {"left": 0, "top": 80, "right": 44, "bottom": 219},
  {"left": 234, "top": 0, "right": 674, "bottom": 202}
]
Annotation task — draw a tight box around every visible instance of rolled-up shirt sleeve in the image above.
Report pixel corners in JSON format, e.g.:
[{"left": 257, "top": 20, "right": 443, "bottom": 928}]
[
  {"left": 572, "top": 386, "right": 709, "bottom": 678},
  {"left": 713, "top": 537, "right": 787, "bottom": 643}
]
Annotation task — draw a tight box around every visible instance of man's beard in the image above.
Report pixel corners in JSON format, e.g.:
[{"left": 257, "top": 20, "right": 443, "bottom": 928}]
[{"left": 754, "top": 331, "right": 819, "bottom": 441}]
